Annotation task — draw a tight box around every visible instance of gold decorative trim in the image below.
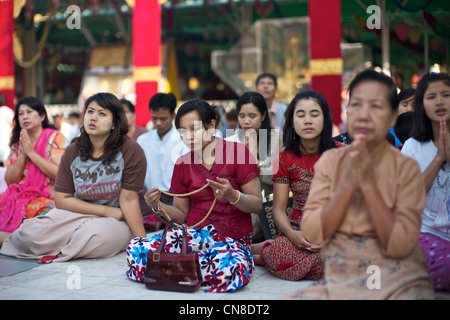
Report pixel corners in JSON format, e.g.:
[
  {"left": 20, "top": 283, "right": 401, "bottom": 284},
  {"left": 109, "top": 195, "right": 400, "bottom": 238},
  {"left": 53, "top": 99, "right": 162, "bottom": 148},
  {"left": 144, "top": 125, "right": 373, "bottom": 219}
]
[
  {"left": 0, "top": 76, "right": 14, "bottom": 90},
  {"left": 310, "top": 58, "right": 343, "bottom": 76},
  {"left": 133, "top": 66, "right": 161, "bottom": 82}
]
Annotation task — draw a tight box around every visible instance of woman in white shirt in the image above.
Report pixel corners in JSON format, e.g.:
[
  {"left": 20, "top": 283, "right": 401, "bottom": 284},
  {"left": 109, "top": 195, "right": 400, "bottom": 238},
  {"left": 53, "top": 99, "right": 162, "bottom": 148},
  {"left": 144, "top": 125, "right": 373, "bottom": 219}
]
[
  {"left": 225, "top": 91, "right": 281, "bottom": 242},
  {"left": 401, "top": 72, "right": 450, "bottom": 292}
]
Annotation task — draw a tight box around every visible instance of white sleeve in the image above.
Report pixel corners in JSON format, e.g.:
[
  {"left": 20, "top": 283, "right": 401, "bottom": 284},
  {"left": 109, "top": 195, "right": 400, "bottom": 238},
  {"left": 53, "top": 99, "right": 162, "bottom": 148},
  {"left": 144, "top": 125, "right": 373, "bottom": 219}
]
[{"left": 400, "top": 138, "right": 414, "bottom": 157}]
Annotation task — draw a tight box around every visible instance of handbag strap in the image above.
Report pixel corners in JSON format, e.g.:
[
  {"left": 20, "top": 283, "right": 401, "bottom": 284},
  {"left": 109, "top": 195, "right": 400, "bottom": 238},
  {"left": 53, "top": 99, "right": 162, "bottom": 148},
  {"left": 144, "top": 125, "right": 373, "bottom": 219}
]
[
  {"left": 158, "top": 181, "right": 217, "bottom": 229},
  {"left": 156, "top": 219, "right": 189, "bottom": 254}
]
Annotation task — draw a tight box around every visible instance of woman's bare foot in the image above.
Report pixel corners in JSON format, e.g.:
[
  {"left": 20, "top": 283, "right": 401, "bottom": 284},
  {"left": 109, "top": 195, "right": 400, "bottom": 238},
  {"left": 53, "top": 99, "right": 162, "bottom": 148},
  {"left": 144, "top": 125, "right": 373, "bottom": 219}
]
[
  {"left": 253, "top": 254, "right": 264, "bottom": 265},
  {"left": 0, "top": 231, "right": 11, "bottom": 246},
  {"left": 251, "top": 239, "right": 274, "bottom": 265},
  {"left": 251, "top": 239, "right": 274, "bottom": 254}
]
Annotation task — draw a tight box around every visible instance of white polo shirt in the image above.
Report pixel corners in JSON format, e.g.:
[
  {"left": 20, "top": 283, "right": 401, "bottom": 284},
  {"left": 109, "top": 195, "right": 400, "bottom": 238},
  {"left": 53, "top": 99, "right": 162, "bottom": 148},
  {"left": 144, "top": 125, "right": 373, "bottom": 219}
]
[{"left": 137, "top": 125, "right": 189, "bottom": 192}]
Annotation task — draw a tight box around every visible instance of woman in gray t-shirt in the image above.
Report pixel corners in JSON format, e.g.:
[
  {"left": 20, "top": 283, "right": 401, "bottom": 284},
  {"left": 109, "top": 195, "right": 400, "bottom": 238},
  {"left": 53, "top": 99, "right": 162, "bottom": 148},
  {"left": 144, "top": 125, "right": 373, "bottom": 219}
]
[{"left": 0, "top": 93, "right": 147, "bottom": 262}]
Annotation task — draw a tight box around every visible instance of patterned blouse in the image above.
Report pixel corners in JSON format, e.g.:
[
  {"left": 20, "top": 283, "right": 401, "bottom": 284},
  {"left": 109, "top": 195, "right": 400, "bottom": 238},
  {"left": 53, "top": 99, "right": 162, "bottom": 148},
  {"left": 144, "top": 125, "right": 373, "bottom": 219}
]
[{"left": 272, "top": 142, "right": 343, "bottom": 229}]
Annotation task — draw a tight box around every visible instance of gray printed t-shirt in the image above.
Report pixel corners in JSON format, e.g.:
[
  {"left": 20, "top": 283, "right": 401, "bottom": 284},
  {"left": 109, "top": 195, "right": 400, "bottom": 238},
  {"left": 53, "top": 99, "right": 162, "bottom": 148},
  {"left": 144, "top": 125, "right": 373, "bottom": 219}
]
[{"left": 54, "top": 136, "right": 146, "bottom": 208}]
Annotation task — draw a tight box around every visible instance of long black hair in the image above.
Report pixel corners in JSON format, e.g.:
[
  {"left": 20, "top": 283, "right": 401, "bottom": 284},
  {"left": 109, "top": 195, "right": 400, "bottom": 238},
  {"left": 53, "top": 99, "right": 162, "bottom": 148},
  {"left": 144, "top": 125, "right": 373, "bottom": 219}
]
[
  {"left": 235, "top": 91, "right": 272, "bottom": 159},
  {"left": 75, "top": 92, "right": 128, "bottom": 165},
  {"left": 10, "top": 97, "right": 55, "bottom": 147},
  {"left": 283, "top": 89, "right": 336, "bottom": 156},
  {"left": 411, "top": 72, "right": 450, "bottom": 142}
]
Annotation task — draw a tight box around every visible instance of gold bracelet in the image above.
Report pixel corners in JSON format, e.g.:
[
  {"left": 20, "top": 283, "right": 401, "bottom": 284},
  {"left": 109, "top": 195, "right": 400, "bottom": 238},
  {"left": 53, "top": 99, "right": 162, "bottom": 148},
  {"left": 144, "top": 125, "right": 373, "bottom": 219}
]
[{"left": 229, "top": 191, "right": 241, "bottom": 205}]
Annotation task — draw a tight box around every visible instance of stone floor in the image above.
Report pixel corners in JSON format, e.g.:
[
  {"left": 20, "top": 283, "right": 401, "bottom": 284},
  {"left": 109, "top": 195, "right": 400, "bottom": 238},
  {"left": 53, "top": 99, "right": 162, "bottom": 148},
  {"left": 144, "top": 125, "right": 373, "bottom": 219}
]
[
  {"left": 1, "top": 230, "right": 448, "bottom": 301},
  {"left": 0, "top": 228, "right": 315, "bottom": 301},
  {"left": 0, "top": 249, "right": 314, "bottom": 300}
]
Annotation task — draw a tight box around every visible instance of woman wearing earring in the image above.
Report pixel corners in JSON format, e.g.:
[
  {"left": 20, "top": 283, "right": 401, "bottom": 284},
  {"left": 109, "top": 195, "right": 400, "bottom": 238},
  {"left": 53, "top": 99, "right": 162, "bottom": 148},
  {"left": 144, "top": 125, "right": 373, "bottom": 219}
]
[
  {"left": 0, "top": 93, "right": 147, "bottom": 262},
  {"left": 252, "top": 90, "right": 342, "bottom": 281},
  {"left": 401, "top": 72, "right": 450, "bottom": 293},
  {"left": 126, "top": 99, "right": 262, "bottom": 293},
  {"left": 0, "top": 97, "right": 65, "bottom": 232}
]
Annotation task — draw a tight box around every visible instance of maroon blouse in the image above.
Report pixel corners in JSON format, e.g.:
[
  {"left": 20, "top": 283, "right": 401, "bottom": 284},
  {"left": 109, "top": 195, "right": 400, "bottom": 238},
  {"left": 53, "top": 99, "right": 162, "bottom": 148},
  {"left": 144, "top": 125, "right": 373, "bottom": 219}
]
[{"left": 170, "top": 137, "right": 259, "bottom": 239}]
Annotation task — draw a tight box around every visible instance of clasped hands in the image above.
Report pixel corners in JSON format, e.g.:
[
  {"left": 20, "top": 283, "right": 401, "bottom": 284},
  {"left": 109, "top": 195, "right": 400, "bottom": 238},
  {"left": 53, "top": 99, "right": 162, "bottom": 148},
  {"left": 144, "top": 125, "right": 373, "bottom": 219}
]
[
  {"left": 346, "top": 133, "right": 378, "bottom": 190},
  {"left": 17, "top": 129, "right": 36, "bottom": 162},
  {"left": 437, "top": 118, "right": 450, "bottom": 163},
  {"left": 287, "top": 229, "right": 322, "bottom": 252}
]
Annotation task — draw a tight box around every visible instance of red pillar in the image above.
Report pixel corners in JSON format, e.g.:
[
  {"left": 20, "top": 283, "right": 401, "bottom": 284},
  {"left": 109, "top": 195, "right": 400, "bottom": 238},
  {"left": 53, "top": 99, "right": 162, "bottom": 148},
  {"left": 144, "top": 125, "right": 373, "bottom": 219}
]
[
  {"left": 133, "top": 0, "right": 161, "bottom": 127},
  {"left": 309, "top": 0, "right": 342, "bottom": 126},
  {"left": 0, "top": 0, "right": 15, "bottom": 109}
]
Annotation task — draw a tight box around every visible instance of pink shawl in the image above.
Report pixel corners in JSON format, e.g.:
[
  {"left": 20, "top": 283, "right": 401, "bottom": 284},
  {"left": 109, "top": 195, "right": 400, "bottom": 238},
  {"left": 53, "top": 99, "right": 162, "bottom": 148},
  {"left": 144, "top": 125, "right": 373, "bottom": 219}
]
[{"left": 0, "top": 128, "right": 56, "bottom": 232}]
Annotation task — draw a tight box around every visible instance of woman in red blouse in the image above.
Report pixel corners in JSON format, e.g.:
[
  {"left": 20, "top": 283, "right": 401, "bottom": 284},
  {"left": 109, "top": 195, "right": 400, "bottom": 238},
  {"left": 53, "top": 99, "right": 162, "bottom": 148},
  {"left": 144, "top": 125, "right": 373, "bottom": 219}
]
[
  {"left": 126, "top": 99, "right": 263, "bottom": 292},
  {"left": 253, "top": 90, "right": 343, "bottom": 281}
]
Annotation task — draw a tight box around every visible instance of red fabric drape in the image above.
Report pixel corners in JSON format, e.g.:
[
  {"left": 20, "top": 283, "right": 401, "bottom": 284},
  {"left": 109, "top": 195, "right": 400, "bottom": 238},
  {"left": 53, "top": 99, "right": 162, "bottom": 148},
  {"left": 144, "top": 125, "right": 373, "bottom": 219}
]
[
  {"left": 0, "top": 0, "right": 15, "bottom": 109},
  {"left": 133, "top": 0, "right": 161, "bottom": 127},
  {"left": 309, "top": 0, "right": 342, "bottom": 126}
]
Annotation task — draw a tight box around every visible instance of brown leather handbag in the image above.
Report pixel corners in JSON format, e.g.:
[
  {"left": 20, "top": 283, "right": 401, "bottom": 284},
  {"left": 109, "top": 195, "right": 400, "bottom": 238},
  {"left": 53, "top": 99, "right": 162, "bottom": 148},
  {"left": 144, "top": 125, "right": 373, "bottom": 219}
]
[{"left": 144, "top": 219, "right": 203, "bottom": 292}]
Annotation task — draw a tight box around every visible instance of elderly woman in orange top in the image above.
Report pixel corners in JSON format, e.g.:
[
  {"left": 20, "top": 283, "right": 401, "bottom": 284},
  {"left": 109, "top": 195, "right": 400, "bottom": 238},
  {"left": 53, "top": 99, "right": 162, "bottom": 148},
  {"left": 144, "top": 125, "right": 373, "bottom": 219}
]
[{"left": 286, "top": 70, "right": 434, "bottom": 300}]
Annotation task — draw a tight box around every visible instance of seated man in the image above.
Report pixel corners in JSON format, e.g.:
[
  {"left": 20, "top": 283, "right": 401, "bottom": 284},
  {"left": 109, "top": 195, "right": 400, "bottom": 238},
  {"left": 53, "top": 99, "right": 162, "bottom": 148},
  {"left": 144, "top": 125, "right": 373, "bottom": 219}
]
[{"left": 137, "top": 93, "right": 188, "bottom": 228}]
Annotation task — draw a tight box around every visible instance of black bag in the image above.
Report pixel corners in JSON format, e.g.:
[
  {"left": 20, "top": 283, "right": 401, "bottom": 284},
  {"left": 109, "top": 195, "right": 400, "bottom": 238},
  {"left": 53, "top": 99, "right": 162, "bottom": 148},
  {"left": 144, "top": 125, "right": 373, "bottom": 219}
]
[{"left": 258, "top": 197, "right": 293, "bottom": 240}]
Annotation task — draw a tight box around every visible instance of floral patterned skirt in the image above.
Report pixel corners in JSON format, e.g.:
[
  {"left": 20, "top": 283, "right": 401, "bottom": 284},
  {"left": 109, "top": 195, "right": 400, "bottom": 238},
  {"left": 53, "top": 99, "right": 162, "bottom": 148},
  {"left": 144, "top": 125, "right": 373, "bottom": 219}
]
[{"left": 126, "top": 224, "right": 254, "bottom": 293}]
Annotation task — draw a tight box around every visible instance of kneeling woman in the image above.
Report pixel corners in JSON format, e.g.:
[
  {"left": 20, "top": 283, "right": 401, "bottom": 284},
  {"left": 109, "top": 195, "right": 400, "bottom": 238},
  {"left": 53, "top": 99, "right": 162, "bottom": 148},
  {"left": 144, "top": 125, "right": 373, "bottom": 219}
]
[
  {"left": 0, "top": 93, "right": 147, "bottom": 262},
  {"left": 126, "top": 99, "right": 262, "bottom": 293}
]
